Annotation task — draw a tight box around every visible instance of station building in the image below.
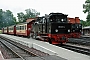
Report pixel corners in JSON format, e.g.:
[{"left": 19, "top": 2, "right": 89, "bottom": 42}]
[{"left": 82, "top": 26, "right": 90, "bottom": 35}]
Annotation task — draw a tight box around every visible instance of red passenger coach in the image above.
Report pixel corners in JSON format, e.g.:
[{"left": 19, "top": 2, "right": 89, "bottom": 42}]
[
  {"left": 16, "top": 20, "right": 35, "bottom": 37},
  {"left": 8, "top": 25, "right": 16, "bottom": 35}
]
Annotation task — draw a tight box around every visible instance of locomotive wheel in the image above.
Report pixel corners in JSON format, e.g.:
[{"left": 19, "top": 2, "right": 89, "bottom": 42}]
[
  {"left": 31, "top": 33, "right": 37, "bottom": 39},
  {"left": 27, "top": 36, "right": 30, "bottom": 38},
  {"left": 29, "top": 33, "right": 33, "bottom": 38}
]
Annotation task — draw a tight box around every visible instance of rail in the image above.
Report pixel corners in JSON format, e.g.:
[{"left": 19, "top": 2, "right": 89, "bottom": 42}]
[
  {"left": 0, "top": 40, "right": 27, "bottom": 60},
  {"left": 59, "top": 44, "right": 90, "bottom": 56},
  {"left": 0, "top": 35, "right": 49, "bottom": 60}
]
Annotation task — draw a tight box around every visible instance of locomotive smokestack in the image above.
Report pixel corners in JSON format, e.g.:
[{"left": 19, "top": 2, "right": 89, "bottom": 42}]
[{"left": 75, "top": 17, "right": 80, "bottom": 23}]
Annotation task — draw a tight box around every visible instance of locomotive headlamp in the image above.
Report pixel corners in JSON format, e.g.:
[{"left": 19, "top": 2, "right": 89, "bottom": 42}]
[
  {"left": 77, "top": 26, "right": 78, "bottom": 28},
  {"left": 68, "top": 29, "right": 70, "bottom": 32},
  {"left": 55, "top": 29, "right": 58, "bottom": 32},
  {"left": 61, "top": 19, "right": 64, "bottom": 21}
]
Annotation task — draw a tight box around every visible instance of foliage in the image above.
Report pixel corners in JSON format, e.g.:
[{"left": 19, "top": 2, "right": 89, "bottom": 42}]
[
  {"left": 85, "top": 20, "right": 90, "bottom": 26},
  {"left": 0, "top": 9, "right": 16, "bottom": 29},
  {"left": 0, "top": 8, "right": 40, "bottom": 29},
  {"left": 80, "top": 20, "right": 86, "bottom": 27},
  {"left": 83, "top": 0, "right": 90, "bottom": 26},
  {"left": 17, "top": 12, "right": 25, "bottom": 23},
  {"left": 17, "top": 8, "right": 40, "bottom": 23}
]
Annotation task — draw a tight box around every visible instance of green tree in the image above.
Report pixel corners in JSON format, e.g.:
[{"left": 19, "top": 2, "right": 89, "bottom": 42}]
[
  {"left": 17, "top": 8, "right": 40, "bottom": 23},
  {"left": 2, "top": 10, "right": 16, "bottom": 26},
  {"left": 86, "top": 20, "right": 90, "bottom": 26},
  {"left": 0, "top": 9, "right": 16, "bottom": 29},
  {"left": 80, "top": 20, "right": 87, "bottom": 27},
  {"left": 25, "top": 9, "right": 40, "bottom": 18},
  {"left": 17, "top": 12, "right": 25, "bottom": 23},
  {"left": 0, "top": 9, "right": 3, "bottom": 29},
  {"left": 83, "top": 0, "right": 90, "bottom": 22},
  {"left": 13, "top": 17, "right": 17, "bottom": 24}
]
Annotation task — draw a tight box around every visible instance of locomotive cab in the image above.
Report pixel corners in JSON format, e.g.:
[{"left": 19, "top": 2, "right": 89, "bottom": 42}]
[
  {"left": 48, "top": 13, "right": 68, "bottom": 23},
  {"left": 48, "top": 13, "right": 71, "bottom": 34}
]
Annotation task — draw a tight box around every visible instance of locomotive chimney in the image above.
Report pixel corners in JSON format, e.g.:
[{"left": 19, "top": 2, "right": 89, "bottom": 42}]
[
  {"left": 75, "top": 17, "right": 79, "bottom": 19},
  {"left": 75, "top": 17, "right": 80, "bottom": 23}
]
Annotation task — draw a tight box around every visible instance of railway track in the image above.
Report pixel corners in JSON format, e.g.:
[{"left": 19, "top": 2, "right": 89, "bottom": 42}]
[
  {"left": 0, "top": 41, "right": 19, "bottom": 59},
  {"left": 68, "top": 37, "right": 90, "bottom": 46},
  {"left": 0, "top": 39, "right": 37, "bottom": 60},
  {"left": 0, "top": 35, "right": 69, "bottom": 60},
  {"left": 59, "top": 44, "right": 90, "bottom": 56},
  {"left": 0, "top": 36, "right": 49, "bottom": 60}
]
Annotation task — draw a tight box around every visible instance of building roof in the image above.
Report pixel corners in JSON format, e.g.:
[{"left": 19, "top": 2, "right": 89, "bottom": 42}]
[
  {"left": 83, "top": 26, "right": 90, "bottom": 29},
  {"left": 26, "top": 18, "right": 36, "bottom": 23}
]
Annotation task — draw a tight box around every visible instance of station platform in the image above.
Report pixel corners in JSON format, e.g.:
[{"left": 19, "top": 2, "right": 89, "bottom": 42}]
[
  {"left": 0, "top": 51, "right": 4, "bottom": 60},
  {"left": 0, "top": 34, "right": 90, "bottom": 60},
  {"left": 81, "top": 35, "right": 90, "bottom": 38}
]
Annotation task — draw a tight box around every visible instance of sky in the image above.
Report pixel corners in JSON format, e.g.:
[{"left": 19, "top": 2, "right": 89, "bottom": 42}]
[{"left": 0, "top": 0, "right": 87, "bottom": 20}]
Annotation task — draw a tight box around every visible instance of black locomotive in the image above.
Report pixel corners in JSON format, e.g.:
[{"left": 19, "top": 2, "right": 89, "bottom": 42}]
[{"left": 30, "top": 13, "right": 71, "bottom": 44}]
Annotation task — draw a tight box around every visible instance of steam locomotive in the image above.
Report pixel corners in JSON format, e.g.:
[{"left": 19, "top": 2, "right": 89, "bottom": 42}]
[{"left": 30, "top": 13, "right": 71, "bottom": 44}]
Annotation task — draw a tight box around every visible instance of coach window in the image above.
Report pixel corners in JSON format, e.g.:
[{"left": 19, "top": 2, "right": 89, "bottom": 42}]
[
  {"left": 19, "top": 26, "right": 20, "bottom": 30},
  {"left": 20, "top": 26, "right": 22, "bottom": 30},
  {"left": 25, "top": 25, "right": 26, "bottom": 30},
  {"left": 16, "top": 26, "right": 19, "bottom": 30},
  {"left": 22, "top": 26, "right": 24, "bottom": 30},
  {"left": 21, "top": 26, "right": 24, "bottom": 30},
  {"left": 20, "top": 26, "right": 21, "bottom": 30},
  {"left": 21, "top": 26, "right": 22, "bottom": 30}
]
